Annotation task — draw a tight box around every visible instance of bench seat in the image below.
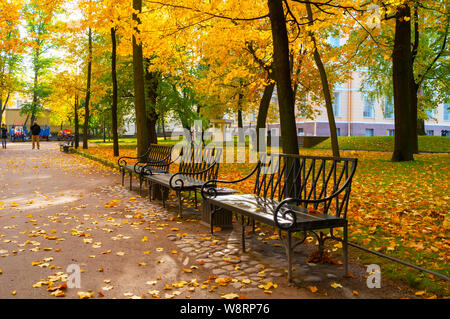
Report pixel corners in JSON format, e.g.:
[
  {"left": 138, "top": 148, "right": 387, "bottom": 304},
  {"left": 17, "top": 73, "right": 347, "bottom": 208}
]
[
  {"left": 145, "top": 173, "right": 206, "bottom": 190},
  {"left": 122, "top": 164, "right": 166, "bottom": 175},
  {"left": 206, "top": 194, "right": 346, "bottom": 231}
]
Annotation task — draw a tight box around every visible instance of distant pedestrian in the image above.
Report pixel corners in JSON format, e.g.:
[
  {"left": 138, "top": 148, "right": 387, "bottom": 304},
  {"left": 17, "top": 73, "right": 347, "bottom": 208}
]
[
  {"left": 1, "top": 123, "right": 7, "bottom": 149},
  {"left": 31, "top": 121, "right": 41, "bottom": 150}
]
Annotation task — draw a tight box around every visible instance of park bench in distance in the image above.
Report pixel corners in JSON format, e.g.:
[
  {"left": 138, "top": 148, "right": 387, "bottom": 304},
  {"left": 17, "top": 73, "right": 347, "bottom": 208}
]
[
  {"left": 59, "top": 138, "right": 74, "bottom": 153},
  {"left": 201, "top": 153, "right": 357, "bottom": 282},
  {"left": 143, "top": 144, "right": 222, "bottom": 218},
  {"left": 117, "top": 143, "right": 173, "bottom": 191}
]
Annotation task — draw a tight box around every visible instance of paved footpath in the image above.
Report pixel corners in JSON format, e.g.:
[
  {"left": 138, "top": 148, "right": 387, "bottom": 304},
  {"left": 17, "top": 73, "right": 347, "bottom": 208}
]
[{"left": 0, "top": 142, "right": 416, "bottom": 299}]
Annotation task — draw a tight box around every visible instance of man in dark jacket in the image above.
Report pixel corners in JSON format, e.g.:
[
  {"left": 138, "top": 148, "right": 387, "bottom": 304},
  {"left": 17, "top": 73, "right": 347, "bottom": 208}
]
[
  {"left": 31, "top": 121, "right": 41, "bottom": 150},
  {"left": 1, "top": 123, "right": 7, "bottom": 149}
]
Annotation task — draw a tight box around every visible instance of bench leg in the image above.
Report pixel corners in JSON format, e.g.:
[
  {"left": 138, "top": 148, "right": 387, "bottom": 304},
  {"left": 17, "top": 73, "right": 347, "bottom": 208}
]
[
  {"left": 148, "top": 182, "right": 152, "bottom": 202},
  {"left": 177, "top": 191, "right": 183, "bottom": 218},
  {"left": 161, "top": 187, "right": 166, "bottom": 208},
  {"left": 210, "top": 204, "right": 215, "bottom": 235},
  {"left": 129, "top": 172, "right": 132, "bottom": 190},
  {"left": 121, "top": 169, "right": 125, "bottom": 186},
  {"left": 286, "top": 231, "right": 293, "bottom": 282},
  {"left": 241, "top": 216, "right": 246, "bottom": 253},
  {"left": 343, "top": 223, "right": 349, "bottom": 277},
  {"left": 139, "top": 175, "right": 143, "bottom": 195},
  {"left": 194, "top": 189, "right": 198, "bottom": 208}
]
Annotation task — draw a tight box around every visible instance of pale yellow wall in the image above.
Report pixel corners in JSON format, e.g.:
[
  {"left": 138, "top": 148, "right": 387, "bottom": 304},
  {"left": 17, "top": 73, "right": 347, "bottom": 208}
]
[{"left": 295, "top": 71, "right": 449, "bottom": 125}]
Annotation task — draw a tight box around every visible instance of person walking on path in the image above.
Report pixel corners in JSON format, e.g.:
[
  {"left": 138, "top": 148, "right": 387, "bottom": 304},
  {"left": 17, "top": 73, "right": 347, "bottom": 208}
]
[
  {"left": 1, "top": 123, "right": 7, "bottom": 149},
  {"left": 31, "top": 121, "right": 41, "bottom": 150}
]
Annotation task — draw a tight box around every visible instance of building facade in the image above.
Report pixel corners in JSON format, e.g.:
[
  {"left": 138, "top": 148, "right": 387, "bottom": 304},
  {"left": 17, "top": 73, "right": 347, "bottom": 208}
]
[{"left": 241, "top": 71, "right": 449, "bottom": 137}]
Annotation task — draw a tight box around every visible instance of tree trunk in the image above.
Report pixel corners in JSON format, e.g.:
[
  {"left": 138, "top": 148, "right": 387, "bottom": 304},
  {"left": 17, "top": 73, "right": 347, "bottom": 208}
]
[
  {"left": 256, "top": 82, "right": 275, "bottom": 151},
  {"left": 410, "top": 80, "right": 422, "bottom": 150},
  {"left": 410, "top": 2, "right": 422, "bottom": 148},
  {"left": 267, "top": 0, "right": 299, "bottom": 155},
  {"left": 74, "top": 95, "right": 79, "bottom": 148},
  {"left": 392, "top": 4, "right": 414, "bottom": 162},
  {"left": 237, "top": 93, "right": 245, "bottom": 143},
  {"left": 144, "top": 58, "right": 159, "bottom": 144},
  {"left": 417, "top": 118, "right": 426, "bottom": 136},
  {"left": 132, "top": 0, "right": 150, "bottom": 157},
  {"left": 31, "top": 47, "right": 39, "bottom": 132},
  {"left": 305, "top": 3, "right": 340, "bottom": 157},
  {"left": 111, "top": 26, "right": 119, "bottom": 157},
  {"left": 83, "top": 27, "right": 92, "bottom": 150},
  {"left": 160, "top": 113, "right": 166, "bottom": 140}
]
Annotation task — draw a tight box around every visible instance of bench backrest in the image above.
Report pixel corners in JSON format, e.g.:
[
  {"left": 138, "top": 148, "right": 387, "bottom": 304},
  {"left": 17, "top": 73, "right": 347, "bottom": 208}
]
[
  {"left": 177, "top": 144, "right": 222, "bottom": 181},
  {"left": 147, "top": 143, "right": 173, "bottom": 172},
  {"left": 254, "top": 154, "right": 357, "bottom": 218}
]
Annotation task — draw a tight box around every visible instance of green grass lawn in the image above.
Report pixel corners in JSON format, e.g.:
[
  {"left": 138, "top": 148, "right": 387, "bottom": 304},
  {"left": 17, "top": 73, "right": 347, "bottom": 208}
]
[{"left": 312, "top": 136, "right": 450, "bottom": 153}]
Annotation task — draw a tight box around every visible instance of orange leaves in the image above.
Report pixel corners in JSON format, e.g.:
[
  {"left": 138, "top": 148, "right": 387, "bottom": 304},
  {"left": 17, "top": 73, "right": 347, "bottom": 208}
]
[
  {"left": 104, "top": 200, "right": 120, "bottom": 208},
  {"left": 308, "top": 286, "right": 318, "bottom": 293},
  {"left": 215, "top": 277, "right": 232, "bottom": 286},
  {"left": 78, "top": 291, "right": 94, "bottom": 299}
]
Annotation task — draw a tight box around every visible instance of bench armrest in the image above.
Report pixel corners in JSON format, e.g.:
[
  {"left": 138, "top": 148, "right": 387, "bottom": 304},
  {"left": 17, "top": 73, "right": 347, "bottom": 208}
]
[
  {"left": 273, "top": 166, "right": 356, "bottom": 230},
  {"left": 117, "top": 146, "right": 154, "bottom": 168},
  {"left": 134, "top": 151, "right": 173, "bottom": 174},
  {"left": 200, "top": 161, "right": 261, "bottom": 199},
  {"left": 169, "top": 161, "right": 219, "bottom": 190},
  {"left": 140, "top": 151, "right": 184, "bottom": 176}
]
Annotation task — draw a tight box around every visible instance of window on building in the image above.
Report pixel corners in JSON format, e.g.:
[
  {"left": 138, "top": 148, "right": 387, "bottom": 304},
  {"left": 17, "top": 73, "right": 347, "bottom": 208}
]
[
  {"left": 384, "top": 97, "right": 394, "bottom": 119},
  {"left": 364, "top": 97, "right": 374, "bottom": 118},
  {"left": 332, "top": 92, "right": 341, "bottom": 117},
  {"left": 336, "top": 128, "right": 341, "bottom": 136},
  {"left": 297, "top": 128, "right": 304, "bottom": 136},
  {"left": 444, "top": 103, "right": 450, "bottom": 121},
  {"left": 426, "top": 109, "right": 435, "bottom": 120},
  {"left": 387, "top": 129, "right": 395, "bottom": 136},
  {"left": 427, "top": 130, "right": 434, "bottom": 136},
  {"left": 365, "top": 128, "right": 374, "bottom": 136},
  {"left": 16, "top": 100, "right": 22, "bottom": 108}
]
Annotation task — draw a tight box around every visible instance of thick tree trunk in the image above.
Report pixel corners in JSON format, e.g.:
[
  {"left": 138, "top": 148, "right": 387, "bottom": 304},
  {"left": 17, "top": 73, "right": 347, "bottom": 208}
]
[
  {"left": 306, "top": 3, "right": 340, "bottom": 157},
  {"left": 392, "top": 5, "right": 414, "bottom": 162},
  {"left": 417, "top": 118, "right": 426, "bottom": 136},
  {"left": 83, "top": 28, "right": 92, "bottom": 150},
  {"left": 74, "top": 95, "right": 79, "bottom": 149},
  {"left": 132, "top": 0, "right": 150, "bottom": 157},
  {"left": 144, "top": 58, "right": 159, "bottom": 144},
  {"left": 31, "top": 47, "right": 39, "bottom": 132},
  {"left": 410, "top": 80, "right": 422, "bottom": 151},
  {"left": 111, "top": 27, "right": 119, "bottom": 157},
  {"left": 267, "top": 0, "right": 299, "bottom": 155},
  {"left": 256, "top": 82, "right": 275, "bottom": 151}
]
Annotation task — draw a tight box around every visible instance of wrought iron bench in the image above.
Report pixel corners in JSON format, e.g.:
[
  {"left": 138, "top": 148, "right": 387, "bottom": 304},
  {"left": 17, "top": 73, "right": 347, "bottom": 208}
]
[
  {"left": 201, "top": 153, "right": 357, "bottom": 282},
  {"left": 143, "top": 144, "right": 222, "bottom": 217},
  {"left": 59, "top": 139, "right": 74, "bottom": 153},
  {"left": 117, "top": 143, "right": 173, "bottom": 191}
]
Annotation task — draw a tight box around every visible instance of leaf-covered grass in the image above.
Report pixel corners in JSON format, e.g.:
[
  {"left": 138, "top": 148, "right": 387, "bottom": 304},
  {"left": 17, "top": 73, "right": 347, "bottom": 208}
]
[
  {"left": 312, "top": 136, "right": 450, "bottom": 153},
  {"left": 74, "top": 144, "right": 450, "bottom": 296}
]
